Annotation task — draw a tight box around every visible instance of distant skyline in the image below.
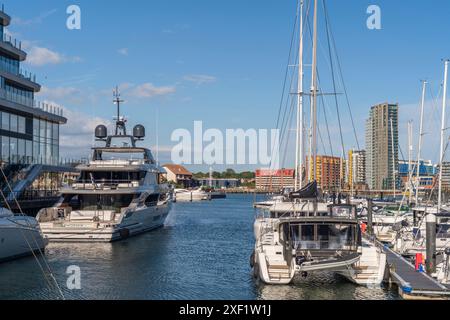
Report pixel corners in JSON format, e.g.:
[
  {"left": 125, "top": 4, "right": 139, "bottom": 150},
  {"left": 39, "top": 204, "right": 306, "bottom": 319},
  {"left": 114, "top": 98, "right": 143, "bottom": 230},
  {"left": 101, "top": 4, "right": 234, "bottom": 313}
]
[{"left": 5, "top": 0, "right": 450, "bottom": 171}]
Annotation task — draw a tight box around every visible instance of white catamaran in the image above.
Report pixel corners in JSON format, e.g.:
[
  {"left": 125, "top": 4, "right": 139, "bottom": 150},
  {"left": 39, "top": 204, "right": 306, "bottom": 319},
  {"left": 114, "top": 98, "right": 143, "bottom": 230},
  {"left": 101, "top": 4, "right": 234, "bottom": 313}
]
[
  {"left": 251, "top": 0, "right": 386, "bottom": 286},
  {"left": 37, "top": 89, "right": 172, "bottom": 242}
]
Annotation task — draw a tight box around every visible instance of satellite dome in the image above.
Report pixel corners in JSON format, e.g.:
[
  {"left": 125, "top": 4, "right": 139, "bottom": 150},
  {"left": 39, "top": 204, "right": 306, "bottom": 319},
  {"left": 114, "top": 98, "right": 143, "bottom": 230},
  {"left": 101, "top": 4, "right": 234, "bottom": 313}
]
[
  {"left": 133, "top": 124, "right": 145, "bottom": 139},
  {"left": 95, "top": 125, "right": 107, "bottom": 139}
]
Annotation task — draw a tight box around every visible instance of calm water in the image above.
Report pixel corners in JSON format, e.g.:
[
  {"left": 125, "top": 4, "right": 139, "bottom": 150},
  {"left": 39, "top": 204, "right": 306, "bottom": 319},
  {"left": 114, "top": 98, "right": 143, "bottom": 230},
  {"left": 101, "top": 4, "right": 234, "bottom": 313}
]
[{"left": 0, "top": 194, "right": 399, "bottom": 300}]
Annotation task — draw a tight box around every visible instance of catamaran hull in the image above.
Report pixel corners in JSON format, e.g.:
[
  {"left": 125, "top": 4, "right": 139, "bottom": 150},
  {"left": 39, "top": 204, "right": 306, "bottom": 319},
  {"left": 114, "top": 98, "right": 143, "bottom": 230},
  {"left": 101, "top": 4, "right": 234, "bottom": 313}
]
[
  {"left": 0, "top": 224, "right": 47, "bottom": 263},
  {"left": 40, "top": 203, "right": 171, "bottom": 243}
]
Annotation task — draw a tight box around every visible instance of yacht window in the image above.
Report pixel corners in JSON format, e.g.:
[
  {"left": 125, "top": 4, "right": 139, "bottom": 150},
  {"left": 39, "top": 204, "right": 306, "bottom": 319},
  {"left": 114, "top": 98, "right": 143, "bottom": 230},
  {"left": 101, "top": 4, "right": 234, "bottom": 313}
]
[
  {"left": 300, "top": 225, "right": 315, "bottom": 241},
  {"left": 79, "top": 171, "right": 146, "bottom": 182},
  {"left": 78, "top": 194, "right": 135, "bottom": 213},
  {"left": 145, "top": 194, "right": 159, "bottom": 207},
  {"left": 109, "top": 137, "right": 134, "bottom": 148}
]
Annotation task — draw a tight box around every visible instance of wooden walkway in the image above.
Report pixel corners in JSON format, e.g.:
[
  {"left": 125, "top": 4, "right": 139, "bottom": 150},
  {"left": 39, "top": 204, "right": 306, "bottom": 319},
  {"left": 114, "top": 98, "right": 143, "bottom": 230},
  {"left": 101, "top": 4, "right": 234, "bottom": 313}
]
[{"left": 380, "top": 243, "right": 450, "bottom": 299}]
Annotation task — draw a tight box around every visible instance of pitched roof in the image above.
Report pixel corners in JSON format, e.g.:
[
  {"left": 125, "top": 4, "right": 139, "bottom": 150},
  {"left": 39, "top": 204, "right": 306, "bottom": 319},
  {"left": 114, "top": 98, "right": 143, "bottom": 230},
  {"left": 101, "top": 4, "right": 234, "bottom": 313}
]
[{"left": 163, "top": 164, "right": 192, "bottom": 176}]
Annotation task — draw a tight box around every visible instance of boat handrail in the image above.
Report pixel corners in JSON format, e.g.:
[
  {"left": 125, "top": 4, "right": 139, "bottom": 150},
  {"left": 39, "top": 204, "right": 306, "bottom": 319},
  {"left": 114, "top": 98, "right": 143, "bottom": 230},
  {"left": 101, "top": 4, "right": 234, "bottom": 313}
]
[{"left": 72, "top": 179, "right": 142, "bottom": 189}]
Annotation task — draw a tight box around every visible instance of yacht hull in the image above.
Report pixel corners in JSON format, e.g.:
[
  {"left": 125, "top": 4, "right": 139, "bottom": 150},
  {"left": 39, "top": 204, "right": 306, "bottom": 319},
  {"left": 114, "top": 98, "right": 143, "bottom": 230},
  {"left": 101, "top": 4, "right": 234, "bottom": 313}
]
[
  {"left": 174, "top": 193, "right": 210, "bottom": 202},
  {"left": 0, "top": 218, "right": 47, "bottom": 263},
  {"left": 39, "top": 203, "right": 171, "bottom": 243}
]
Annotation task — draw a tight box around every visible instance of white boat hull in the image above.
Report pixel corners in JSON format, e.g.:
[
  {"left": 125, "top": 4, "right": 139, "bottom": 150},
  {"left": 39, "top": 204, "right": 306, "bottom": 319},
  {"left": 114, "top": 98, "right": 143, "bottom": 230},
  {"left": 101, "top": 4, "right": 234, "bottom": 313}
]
[
  {"left": 175, "top": 192, "right": 210, "bottom": 202},
  {"left": 337, "top": 239, "right": 387, "bottom": 286},
  {"left": 39, "top": 203, "right": 171, "bottom": 243},
  {"left": 0, "top": 217, "right": 47, "bottom": 263}
]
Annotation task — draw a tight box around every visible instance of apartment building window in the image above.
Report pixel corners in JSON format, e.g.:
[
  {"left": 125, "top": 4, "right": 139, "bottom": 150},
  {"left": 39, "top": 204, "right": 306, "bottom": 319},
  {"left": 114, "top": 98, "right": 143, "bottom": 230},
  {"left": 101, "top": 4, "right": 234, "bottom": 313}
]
[
  {"left": 33, "top": 118, "right": 59, "bottom": 165},
  {"left": 1, "top": 111, "right": 9, "bottom": 130},
  {"left": 0, "top": 55, "right": 20, "bottom": 75}
]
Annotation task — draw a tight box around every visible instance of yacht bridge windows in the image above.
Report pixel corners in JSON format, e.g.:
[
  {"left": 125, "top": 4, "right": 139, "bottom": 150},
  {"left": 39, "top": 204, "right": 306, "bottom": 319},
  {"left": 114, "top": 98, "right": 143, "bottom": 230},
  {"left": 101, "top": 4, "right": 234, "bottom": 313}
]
[{"left": 76, "top": 170, "right": 147, "bottom": 188}]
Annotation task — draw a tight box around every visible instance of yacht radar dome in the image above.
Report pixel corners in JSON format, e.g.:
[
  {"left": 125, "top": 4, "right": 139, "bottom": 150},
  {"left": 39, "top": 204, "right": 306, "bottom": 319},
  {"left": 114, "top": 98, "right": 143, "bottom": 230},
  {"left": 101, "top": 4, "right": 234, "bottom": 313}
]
[
  {"left": 95, "top": 125, "right": 107, "bottom": 140},
  {"left": 133, "top": 124, "right": 145, "bottom": 139}
]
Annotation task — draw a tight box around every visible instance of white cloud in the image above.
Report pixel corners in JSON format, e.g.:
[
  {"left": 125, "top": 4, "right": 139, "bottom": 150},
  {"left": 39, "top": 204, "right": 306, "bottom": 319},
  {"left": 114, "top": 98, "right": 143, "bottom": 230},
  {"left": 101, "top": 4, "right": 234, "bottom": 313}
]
[
  {"left": 58, "top": 105, "right": 112, "bottom": 158},
  {"left": 118, "top": 48, "right": 129, "bottom": 56},
  {"left": 27, "top": 46, "right": 62, "bottom": 66},
  {"left": 37, "top": 86, "right": 101, "bottom": 106},
  {"left": 14, "top": 9, "right": 58, "bottom": 26},
  {"left": 25, "top": 45, "right": 81, "bottom": 66},
  {"left": 39, "top": 86, "right": 81, "bottom": 100},
  {"left": 183, "top": 74, "right": 217, "bottom": 85},
  {"left": 130, "top": 83, "right": 176, "bottom": 98}
]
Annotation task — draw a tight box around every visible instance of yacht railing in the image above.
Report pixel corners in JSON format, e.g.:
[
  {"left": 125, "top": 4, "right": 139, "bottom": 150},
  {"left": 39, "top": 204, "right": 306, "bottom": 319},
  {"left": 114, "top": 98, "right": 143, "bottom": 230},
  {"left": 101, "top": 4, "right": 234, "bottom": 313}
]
[
  {"left": 72, "top": 179, "right": 142, "bottom": 190},
  {"left": 89, "top": 159, "right": 147, "bottom": 166}
]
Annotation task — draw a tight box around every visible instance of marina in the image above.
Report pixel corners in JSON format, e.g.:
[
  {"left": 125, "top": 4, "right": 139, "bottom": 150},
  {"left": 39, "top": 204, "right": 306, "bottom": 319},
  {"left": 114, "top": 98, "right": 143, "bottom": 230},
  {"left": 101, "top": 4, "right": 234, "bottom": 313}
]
[
  {"left": 0, "top": 194, "right": 399, "bottom": 300},
  {"left": 0, "top": 0, "right": 450, "bottom": 305}
]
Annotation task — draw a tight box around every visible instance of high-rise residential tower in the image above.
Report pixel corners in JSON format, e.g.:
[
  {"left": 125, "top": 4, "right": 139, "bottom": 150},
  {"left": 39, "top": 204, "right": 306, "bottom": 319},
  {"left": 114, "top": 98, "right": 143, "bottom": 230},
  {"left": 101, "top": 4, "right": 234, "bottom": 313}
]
[
  {"left": 365, "top": 103, "right": 399, "bottom": 190},
  {"left": 348, "top": 149, "right": 366, "bottom": 189}
]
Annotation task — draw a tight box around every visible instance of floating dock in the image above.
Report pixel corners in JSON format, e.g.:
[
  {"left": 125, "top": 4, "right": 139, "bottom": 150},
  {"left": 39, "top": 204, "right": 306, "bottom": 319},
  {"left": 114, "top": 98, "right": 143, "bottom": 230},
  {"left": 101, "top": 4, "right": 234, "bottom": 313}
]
[{"left": 380, "top": 242, "right": 450, "bottom": 300}]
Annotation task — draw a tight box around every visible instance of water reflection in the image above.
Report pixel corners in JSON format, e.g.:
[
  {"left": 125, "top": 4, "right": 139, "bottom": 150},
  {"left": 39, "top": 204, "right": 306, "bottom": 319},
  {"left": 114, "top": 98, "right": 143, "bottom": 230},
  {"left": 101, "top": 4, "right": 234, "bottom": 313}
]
[
  {"left": 0, "top": 195, "right": 399, "bottom": 300},
  {"left": 257, "top": 272, "right": 398, "bottom": 300}
]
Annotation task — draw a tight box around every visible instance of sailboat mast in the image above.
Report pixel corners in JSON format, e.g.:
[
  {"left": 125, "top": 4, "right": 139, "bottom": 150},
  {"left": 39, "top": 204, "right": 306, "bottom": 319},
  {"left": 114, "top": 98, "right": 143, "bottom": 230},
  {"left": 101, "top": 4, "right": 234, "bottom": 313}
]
[
  {"left": 311, "top": 0, "right": 318, "bottom": 181},
  {"left": 415, "top": 80, "right": 427, "bottom": 204},
  {"left": 408, "top": 120, "right": 413, "bottom": 204},
  {"left": 390, "top": 118, "right": 396, "bottom": 198},
  {"left": 295, "top": 0, "right": 304, "bottom": 190},
  {"left": 438, "top": 60, "right": 449, "bottom": 212}
]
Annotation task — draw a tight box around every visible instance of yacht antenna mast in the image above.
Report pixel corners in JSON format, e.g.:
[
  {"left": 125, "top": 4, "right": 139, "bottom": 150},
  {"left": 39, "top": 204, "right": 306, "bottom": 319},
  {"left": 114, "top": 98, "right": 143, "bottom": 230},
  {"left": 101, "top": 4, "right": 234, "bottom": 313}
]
[{"left": 113, "top": 86, "right": 126, "bottom": 135}]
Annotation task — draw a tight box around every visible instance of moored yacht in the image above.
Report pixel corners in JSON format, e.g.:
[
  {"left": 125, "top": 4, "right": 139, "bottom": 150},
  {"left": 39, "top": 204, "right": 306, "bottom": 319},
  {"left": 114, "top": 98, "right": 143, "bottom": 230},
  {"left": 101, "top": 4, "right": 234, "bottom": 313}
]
[
  {"left": 37, "top": 90, "right": 172, "bottom": 242},
  {"left": 0, "top": 207, "right": 47, "bottom": 262},
  {"left": 251, "top": 183, "right": 386, "bottom": 286},
  {"left": 174, "top": 188, "right": 210, "bottom": 202}
]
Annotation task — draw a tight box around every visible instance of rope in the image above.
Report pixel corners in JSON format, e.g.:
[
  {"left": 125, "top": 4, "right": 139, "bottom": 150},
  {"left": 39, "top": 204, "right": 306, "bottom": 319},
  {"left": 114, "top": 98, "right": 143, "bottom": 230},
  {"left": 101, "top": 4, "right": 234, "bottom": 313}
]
[
  {"left": 0, "top": 166, "right": 65, "bottom": 299},
  {"left": 323, "top": 0, "right": 345, "bottom": 160},
  {"left": 323, "top": 0, "right": 360, "bottom": 151}
]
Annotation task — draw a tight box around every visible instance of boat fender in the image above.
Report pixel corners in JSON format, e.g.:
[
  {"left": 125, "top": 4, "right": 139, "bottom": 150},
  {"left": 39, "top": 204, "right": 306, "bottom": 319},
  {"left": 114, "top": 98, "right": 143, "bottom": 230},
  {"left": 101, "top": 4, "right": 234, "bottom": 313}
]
[
  {"left": 296, "top": 256, "right": 307, "bottom": 266},
  {"left": 250, "top": 251, "right": 255, "bottom": 268},
  {"left": 253, "top": 262, "right": 259, "bottom": 279}
]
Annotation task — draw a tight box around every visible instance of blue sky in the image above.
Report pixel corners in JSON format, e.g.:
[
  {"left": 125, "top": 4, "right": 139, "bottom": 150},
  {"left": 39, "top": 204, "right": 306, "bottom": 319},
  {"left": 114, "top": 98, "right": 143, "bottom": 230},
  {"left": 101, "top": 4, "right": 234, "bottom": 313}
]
[{"left": 5, "top": 0, "right": 450, "bottom": 172}]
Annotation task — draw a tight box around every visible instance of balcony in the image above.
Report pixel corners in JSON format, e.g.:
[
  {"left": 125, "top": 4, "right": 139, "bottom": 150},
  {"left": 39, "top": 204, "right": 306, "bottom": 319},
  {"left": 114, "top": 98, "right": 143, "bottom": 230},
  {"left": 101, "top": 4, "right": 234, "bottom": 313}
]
[
  {"left": 0, "top": 86, "right": 64, "bottom": 117},
  {"left": 0, "top": 33, "right": 26, "bottom": 61},
  {"left": 0, "top": 4, "right": 11, "bottom": 27}
]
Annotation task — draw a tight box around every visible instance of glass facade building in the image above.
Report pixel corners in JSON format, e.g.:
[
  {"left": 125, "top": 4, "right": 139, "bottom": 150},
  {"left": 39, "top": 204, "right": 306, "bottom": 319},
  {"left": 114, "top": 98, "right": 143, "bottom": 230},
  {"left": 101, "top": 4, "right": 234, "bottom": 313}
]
[{"left": 0, "top": 8, "right": 66, "bottom": 166}]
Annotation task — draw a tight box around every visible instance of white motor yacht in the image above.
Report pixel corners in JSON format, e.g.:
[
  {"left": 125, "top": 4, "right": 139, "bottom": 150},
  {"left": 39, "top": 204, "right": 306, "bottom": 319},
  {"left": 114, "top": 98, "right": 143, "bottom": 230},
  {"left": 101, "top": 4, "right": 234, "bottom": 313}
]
[
  {"left": 37, "top": 90, "right": 172, "bottom": 242},
  {"left": 174, "top": 188, "right": 210, "bottom": 202},
  {"left": 0, "top": 207, "right": 47, "bottom": 262}
]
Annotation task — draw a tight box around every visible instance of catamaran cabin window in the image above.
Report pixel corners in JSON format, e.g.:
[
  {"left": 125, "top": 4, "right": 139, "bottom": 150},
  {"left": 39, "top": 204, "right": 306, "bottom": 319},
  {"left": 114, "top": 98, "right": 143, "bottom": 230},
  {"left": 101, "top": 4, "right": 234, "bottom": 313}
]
[{"left": 288, "top": 223, "right": 359, "bottom": 251}]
